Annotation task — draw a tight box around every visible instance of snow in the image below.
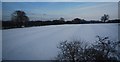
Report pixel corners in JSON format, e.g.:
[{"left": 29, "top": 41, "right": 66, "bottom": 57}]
[
  {"left": 118, "top": 24, "right": 120, "bottom": 53},
  {"left": 0, "top": 30, "right": 2, "bottom": 61},
  {"left": 2, "top": 24, "right": 119, "bottom": 60}
]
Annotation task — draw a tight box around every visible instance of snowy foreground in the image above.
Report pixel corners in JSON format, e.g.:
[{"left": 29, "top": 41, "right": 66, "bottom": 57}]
[
  {"left": 3, "top": 24, "right": 119, "bottom": 60},
  {"left": 0, "top": 30, "right": 2, "bottom": 61}
]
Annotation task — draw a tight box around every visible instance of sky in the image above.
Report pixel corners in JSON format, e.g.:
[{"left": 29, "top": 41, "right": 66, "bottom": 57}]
[
  {"left": 2, "top": 2, "right": 118, "bottom": 21},
  {"left": 0, "top": 2, "right": 2, "bottom": 21}
]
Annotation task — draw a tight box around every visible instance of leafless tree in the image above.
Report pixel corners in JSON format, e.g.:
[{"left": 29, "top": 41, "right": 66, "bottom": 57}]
[
  {"left": 56, "top": 36, "right": 120, "bottom": 62},
  {"left": 11, "top": 10, "right": 29, "bottom": 27},
  {"left": 101, "top": 14, "right": 109, "bottom": 22},
  {"left": 93, "top": 36, "right": 120, "bottom": 60}
]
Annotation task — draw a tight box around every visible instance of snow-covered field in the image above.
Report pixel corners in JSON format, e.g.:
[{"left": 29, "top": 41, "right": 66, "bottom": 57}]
[
  {"left": 0, "top": 30, "right": 2, "bottom": 61},
  {"left": 2, "top": 24, "right": 119, "bottom": 60}
]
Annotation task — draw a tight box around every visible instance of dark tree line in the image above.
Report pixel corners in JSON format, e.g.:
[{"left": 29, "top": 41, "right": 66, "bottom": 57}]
[
  {"left": 2, "top": 10, "right": 120, "bottom": 29},
  {"left": 56, "top": 36, "right": 120, "bottom": 62}
]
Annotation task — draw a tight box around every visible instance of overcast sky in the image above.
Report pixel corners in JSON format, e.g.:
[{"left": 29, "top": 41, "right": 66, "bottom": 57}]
[{"left": 2, "top": 2, "right": 118, "bottom": 21}]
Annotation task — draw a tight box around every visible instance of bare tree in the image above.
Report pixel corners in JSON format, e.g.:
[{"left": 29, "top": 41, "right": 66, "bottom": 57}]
[
  {"left": 56, "top": 36, "right": 120, "bottom": 62},
  {"left": 93, "top": 36, "right": 120, "bottom": 60},
  {"left": 101, "top": 14, "right": 109, "bottom": 22},
  {"left": 57, "top": 40, "right": 86, "bottom": 62},
  {"left": 59, "top": 17, "right": 65, "bottom": 22},
  {"left": 11, "top": 10, "right": 29, "bottom": 27}
]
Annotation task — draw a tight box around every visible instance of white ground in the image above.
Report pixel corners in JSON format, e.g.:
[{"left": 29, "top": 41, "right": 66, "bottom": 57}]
[
  {"left": 2, "top": 24, "right": 118, "bottom": 60},
  {"left": 0, "top": 30, "right": 2, "bottom": 61}
]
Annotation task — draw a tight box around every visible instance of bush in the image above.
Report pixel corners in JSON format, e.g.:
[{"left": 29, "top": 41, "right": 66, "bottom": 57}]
[{"left": 56, "top": 36, "right": 120, "bottom": 62}]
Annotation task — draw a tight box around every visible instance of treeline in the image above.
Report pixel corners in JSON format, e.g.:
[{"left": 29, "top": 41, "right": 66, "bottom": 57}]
[
  {"left": 2, "top": 10, "right": 120, "bottom": 29},
  {"left": 2, "top": 19, "right": 120, "bottom": 29}
]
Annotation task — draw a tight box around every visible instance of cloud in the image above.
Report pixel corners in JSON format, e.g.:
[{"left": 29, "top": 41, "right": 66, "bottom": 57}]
[
  {"left": 2, "top": 2, "right": 118, "bottom": 21},
  {"left": 61, "top": 3, "right": 118, "bottom": 20}
]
